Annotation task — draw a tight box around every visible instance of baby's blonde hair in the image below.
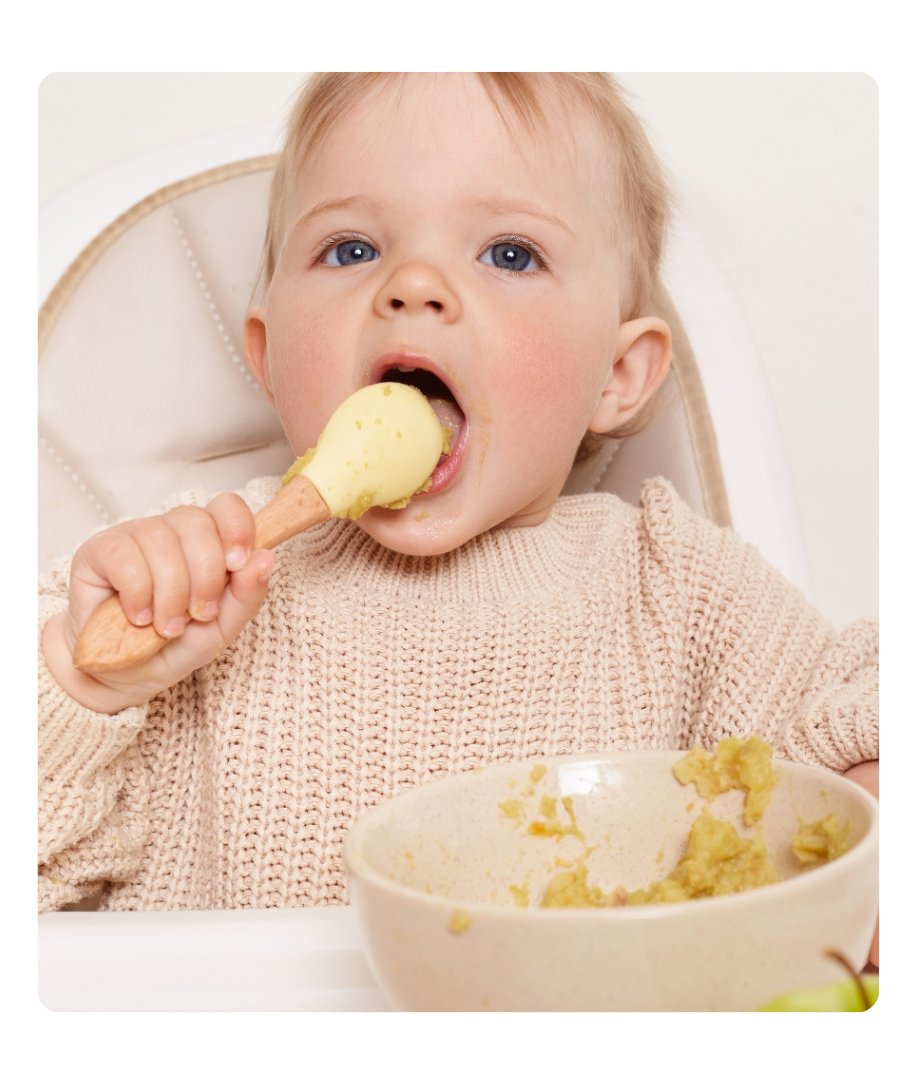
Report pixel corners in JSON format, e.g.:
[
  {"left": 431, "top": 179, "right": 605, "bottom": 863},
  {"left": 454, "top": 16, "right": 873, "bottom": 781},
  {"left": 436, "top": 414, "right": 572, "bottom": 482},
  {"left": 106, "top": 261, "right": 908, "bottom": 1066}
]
[{"left": 261, "top": 73, "right": 679, "bottom": 451}]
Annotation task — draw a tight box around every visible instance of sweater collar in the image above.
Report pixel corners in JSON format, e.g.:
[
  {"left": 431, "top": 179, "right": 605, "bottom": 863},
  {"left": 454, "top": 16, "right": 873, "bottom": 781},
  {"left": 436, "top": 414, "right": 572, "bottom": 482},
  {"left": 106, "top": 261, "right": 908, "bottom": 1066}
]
[{"left": 277, "top": 493, "right": 631, "bottom": 603}]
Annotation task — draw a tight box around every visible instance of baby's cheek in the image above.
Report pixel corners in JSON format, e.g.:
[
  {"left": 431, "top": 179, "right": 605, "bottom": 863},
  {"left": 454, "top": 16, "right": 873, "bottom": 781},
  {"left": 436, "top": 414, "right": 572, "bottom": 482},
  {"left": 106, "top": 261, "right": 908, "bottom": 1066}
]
[
  {"left": 267, "top": 305, "right": 352, "bottom": 444},
  {"left": 499, "top": 321, "right": 604, "bottom": 428},
  {"left": 269, "top": 350, "right": 322, "bottom": 445}
]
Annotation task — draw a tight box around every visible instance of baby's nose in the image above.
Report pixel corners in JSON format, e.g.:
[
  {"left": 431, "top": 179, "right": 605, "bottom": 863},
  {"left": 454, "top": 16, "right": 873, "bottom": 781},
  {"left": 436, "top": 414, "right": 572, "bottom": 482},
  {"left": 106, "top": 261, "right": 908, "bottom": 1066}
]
[{"left": 373, "top": 261, "right": 462, "bottom": 323}]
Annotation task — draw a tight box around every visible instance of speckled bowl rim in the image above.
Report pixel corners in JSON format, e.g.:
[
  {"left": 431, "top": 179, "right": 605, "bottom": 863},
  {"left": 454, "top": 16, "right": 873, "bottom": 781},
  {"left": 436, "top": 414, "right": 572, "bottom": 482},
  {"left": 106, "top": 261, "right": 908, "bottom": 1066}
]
[{"left": 343, "top": 751, "right": 879, "bottom": 923}]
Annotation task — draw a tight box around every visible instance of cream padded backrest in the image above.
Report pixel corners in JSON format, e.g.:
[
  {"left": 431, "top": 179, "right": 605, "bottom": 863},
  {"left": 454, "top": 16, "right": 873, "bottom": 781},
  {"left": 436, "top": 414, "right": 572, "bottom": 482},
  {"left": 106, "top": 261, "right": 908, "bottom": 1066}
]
[
  {"left": 39, "top": 160, "right": 726, "bottom": 571},
  {"left": 40, "top": 166, "right": 288, "bottom": 566}
]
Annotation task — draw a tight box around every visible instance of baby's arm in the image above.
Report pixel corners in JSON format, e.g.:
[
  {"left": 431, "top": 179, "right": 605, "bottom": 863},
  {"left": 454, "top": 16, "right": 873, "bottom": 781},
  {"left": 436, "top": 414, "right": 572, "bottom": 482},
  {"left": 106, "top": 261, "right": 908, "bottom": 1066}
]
[
  {"left": 640, "top": 480, "right": 879, "bottom": 962},
  {"left": 41, "top": 493, "right": 274, "bottom": 714},
  {"left": 38, "top": 489, "right": 275, "bottom": 910},
  {"left": 639, "top": 480, "right": 879, "bottom": 771}
]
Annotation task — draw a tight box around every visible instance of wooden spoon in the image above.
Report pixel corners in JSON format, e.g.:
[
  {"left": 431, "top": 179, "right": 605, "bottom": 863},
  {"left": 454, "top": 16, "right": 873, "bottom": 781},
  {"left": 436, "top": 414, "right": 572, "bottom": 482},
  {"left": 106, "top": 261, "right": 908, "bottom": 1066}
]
[{"left": 72, "top": 384, "right": 444, "bottom": 675}]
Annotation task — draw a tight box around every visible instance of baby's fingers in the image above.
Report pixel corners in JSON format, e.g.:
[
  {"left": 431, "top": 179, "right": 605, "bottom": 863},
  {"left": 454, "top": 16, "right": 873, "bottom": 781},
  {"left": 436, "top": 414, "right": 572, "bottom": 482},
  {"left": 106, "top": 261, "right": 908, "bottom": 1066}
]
[
  {"left": 218, "top": 549, "right": 276, "bottom": 636},
  {"left": 160, "top": 505, "right": 233, "bottom": 630},
  {"left": 157, "top": 550, "right": 275, "bottom": 678},
  {"left": 74, "top": 529, "right": 156, "bottom": 630},
  {"left": 131, "top": 513, "right": 196, "bottom": 638},
  {"left": 205, "top": 492, "right": 258, "bottom": 572}
]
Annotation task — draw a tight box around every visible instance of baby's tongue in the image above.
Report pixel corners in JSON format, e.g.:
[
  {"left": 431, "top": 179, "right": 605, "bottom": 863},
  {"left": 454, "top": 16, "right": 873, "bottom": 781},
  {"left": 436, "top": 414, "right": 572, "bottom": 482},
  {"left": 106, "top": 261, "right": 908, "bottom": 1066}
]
[{"left": 428, "top": 396, "right": 465, "bottom": 458}]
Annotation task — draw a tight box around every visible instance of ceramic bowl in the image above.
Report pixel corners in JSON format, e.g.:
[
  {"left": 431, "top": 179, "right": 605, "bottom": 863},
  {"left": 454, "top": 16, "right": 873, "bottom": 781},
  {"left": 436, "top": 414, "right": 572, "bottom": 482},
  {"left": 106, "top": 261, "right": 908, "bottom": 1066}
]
[{"left": 343, "top": 751, "right": 878, "bottom": 1011}]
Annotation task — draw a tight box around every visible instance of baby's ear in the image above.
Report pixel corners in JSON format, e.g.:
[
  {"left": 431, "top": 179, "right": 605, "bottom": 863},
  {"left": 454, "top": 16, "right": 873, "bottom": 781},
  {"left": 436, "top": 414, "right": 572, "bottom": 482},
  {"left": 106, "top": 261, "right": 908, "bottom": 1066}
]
[
  {"left": 588, "top": 317, "right": 671, "bottom": 434},
  {"left": 244, "top": 309, "right": 274, "bottom": 402}
]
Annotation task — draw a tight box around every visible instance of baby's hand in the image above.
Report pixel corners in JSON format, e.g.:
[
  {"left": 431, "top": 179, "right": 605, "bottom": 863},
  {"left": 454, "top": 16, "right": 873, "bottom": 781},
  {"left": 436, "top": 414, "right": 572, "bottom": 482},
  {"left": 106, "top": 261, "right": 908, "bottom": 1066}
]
[{"left": 41, "top": 494, "right": 275, "bottom": 714}]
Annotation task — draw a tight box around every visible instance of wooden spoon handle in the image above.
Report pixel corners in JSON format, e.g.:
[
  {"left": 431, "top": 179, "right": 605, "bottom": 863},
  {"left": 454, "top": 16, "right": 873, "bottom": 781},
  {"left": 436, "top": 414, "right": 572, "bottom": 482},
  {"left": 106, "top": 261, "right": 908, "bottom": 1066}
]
[{"left": 71, "top": 475, "right": 329, "bottom": 675}]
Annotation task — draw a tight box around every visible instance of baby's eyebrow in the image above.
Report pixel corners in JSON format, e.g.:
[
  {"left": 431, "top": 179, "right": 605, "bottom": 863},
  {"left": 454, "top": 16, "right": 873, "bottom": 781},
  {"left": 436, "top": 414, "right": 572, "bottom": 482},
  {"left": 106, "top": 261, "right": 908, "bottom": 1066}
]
[
  {"left": 289, "top": 193, "right": 576, "bottom": 239},
  {"left": 472, "top": 198, "right": 576, "bottom": 237},
  {"left": 290, "top": 195, "right": 385, "bottom": 233}
]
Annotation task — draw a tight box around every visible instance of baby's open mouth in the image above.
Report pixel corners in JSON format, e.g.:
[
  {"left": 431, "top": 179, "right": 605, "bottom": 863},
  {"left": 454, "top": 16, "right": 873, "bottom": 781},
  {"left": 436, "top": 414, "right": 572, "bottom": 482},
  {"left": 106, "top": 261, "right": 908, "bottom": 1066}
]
[{"left": 378, "top": 363, "right": 466, "bottom": 491}]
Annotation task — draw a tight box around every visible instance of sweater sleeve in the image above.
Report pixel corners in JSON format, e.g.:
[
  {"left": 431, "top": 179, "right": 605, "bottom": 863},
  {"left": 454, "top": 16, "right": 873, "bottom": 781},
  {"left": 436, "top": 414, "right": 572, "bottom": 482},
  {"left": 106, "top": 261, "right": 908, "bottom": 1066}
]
[
  {"left": 38, "top": 558, "right": 150, "bottom": 912},
  {"left": 36, "top": 476, "right": 282, "bottom": 912},
  {"left": 639, "top": 478, "right": 879, "bottom": 772}
]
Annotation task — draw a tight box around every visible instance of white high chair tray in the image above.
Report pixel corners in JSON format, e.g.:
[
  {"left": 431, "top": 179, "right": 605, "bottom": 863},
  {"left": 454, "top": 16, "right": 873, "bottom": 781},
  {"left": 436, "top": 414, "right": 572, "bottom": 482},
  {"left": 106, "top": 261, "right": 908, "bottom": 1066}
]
[{"left": 38, "top": 906, "right": 392, "bottom": 1011}]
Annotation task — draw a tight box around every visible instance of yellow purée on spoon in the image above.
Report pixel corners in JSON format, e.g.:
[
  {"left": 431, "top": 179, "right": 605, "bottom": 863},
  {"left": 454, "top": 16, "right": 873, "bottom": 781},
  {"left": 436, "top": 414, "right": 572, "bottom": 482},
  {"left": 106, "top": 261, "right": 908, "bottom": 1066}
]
[
  {"left": 73, "top": 383, "right": 445, "bottom": 674},
  {"left": 282, "top": 382, "right": 444, "bottom": 518}
]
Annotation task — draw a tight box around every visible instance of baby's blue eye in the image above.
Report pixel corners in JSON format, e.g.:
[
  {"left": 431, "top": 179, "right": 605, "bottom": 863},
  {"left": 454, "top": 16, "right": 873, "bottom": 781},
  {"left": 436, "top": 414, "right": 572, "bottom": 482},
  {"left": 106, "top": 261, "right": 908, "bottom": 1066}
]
[
  {"left": 479, "top": 243, "right": 540, "bottom": 272},
  {"left": 323, "top": 240, "right": 379, "bottom": 266}
]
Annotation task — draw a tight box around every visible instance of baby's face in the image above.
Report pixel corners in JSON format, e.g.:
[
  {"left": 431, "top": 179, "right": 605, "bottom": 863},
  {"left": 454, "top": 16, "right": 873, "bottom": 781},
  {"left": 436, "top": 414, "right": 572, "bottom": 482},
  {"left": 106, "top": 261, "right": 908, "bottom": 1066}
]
[{"left": 253, "top": 74, "right": 630, "bottom": 555}]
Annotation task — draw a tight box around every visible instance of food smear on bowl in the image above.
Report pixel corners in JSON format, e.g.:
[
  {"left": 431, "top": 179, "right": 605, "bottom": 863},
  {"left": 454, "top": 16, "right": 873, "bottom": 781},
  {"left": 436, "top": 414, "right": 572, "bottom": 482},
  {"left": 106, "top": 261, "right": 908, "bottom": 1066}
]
[
  {"left": 509, "top": 883, "right": 530, "bottom": 907},
  {"left": 791, "top": 814, "right": 850, "bottom": 865},
  {"left": 625, "top": 806, "right": 778, "bottom": 904},
  {"left": 538, "top": 805, "right": 777, "bottom": 908},
  {"left": 511, "top": 738, "right": 852, "bottom": 909},
  {"left": 528, "top": 795, "right": 584, "bottom": 840},
  {"left": 497, "top": 762, "right": 549, "bottom": 823},
  {"left": 528, "top": 763, "right": 547, "bottom": 784},
  {"left": 542, "top": 860, "right": 617, "bottom": 908},
  {"left": 448, "top": 908, "right": 472, "bottom": 934},
  {"left": 672, "top": 735, "right": 778, "bottom": 826}
]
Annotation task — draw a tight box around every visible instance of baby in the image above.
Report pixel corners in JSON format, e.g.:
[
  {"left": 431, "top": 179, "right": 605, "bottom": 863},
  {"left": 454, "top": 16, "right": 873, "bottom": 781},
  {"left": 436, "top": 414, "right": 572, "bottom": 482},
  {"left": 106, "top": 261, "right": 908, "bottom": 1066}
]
[{"left": 38, "top": 74, "right": 878, "bottom": 961}]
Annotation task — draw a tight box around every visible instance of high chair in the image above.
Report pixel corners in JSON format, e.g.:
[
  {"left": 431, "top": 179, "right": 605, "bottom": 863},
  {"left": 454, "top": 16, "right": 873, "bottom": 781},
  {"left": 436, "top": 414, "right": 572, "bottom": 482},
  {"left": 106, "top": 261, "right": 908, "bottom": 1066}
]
[{"left": 38, "top": 123, "right": 813, "bottom": 1010}]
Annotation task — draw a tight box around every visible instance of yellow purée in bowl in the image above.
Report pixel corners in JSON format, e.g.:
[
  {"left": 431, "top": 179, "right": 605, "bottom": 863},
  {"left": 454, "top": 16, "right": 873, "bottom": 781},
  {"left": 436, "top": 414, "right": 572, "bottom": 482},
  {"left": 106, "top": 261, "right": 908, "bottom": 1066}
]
[{"left": 501, "top": 737, "right": 851, "bottom": 909}]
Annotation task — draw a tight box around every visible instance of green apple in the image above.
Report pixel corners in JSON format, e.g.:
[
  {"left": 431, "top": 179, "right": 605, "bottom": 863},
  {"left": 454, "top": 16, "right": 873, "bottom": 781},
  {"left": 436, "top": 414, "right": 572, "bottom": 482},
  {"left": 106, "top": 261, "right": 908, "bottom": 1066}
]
[{"left": 759, "top": 975, "right": 879, "bottom": 1011}]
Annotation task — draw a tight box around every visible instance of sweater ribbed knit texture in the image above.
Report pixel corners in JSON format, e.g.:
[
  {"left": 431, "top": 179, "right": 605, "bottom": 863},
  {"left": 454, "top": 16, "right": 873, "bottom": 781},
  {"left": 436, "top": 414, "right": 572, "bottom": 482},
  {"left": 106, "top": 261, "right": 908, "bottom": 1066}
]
[{"left": 38, "top": 477, "right": 878, "bottom": 912}]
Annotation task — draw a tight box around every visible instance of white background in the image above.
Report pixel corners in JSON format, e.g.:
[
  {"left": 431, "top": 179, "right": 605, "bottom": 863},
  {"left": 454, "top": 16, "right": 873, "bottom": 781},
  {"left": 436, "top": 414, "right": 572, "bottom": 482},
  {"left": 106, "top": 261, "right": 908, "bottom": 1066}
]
[
  {"left": 37, "top": 72, "right": 878, "bottom": 630},
  {"left": 18, "top": 0, "right": 900, "bottom": 1056}
]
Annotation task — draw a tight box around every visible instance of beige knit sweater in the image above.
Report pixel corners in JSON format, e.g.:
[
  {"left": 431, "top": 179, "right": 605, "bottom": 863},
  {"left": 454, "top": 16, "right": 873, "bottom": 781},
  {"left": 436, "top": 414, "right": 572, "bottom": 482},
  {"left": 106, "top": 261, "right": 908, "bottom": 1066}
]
[{"left": 38, "top": 477, "right": 878, "bottom": 913}]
